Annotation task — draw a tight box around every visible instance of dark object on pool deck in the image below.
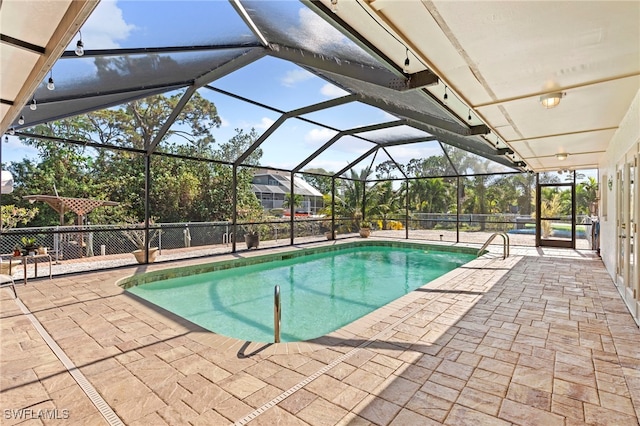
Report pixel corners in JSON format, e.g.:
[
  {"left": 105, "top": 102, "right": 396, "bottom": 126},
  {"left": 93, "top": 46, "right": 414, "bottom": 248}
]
[{"left": 245, "top": 233, "right": 259, "bottom": 249}]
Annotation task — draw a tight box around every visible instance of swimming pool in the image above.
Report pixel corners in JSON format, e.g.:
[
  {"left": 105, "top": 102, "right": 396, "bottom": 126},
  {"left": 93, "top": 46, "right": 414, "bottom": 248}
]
[{"left": 123, "top": 242, "right": 477, "bottom": 343}]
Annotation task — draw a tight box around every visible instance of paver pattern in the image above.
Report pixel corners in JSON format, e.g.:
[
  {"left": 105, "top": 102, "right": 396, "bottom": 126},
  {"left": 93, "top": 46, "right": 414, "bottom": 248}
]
[{"left": 1, "top": 239, "right": 638, "bottom": 425}]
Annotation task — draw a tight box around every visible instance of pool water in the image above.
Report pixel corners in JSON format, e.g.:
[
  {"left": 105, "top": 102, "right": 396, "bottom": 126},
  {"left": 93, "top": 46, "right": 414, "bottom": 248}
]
[{"left": 127, "top": 246, "right": 475, "bottom": 342}]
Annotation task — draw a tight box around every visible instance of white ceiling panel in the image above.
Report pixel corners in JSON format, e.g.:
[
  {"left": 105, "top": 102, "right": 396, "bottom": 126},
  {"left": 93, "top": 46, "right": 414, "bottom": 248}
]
[
  {"left": 497, "top": 76, "right": 640, "bottom": 139},
  {"left": 1, "top": 0, "right": 73, "bottom": 47},
  {"left": 0, "top": 46, "right": 39, "bottom": 100},
  {"left": 511, "top": 128, "right": 615, "bottom": 158}
]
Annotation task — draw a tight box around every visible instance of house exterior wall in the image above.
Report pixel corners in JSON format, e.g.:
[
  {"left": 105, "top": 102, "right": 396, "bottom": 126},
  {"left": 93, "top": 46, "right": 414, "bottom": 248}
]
[{"left": 599, "top": 89, "right": 640, "bottom": 322}]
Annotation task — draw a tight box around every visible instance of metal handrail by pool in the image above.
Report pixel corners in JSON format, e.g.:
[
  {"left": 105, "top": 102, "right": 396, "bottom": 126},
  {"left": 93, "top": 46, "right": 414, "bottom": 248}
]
[
  {"left": 478, "top": 232, "right": 510, "bottom": 259},
  {"left": 274, "top": 285, "right": 281, "bottom": 343}
]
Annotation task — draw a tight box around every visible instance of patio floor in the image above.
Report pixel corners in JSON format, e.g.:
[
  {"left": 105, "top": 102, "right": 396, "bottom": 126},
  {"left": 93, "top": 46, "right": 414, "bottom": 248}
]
[{"left": 1, "top": 239, "right": 638, "bottom": 425}]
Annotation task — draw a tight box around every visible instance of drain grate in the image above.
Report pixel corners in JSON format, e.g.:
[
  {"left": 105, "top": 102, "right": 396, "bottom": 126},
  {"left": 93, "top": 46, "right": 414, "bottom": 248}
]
[{"left": 14, "top": 296, "right": 124, "bottom": 426}]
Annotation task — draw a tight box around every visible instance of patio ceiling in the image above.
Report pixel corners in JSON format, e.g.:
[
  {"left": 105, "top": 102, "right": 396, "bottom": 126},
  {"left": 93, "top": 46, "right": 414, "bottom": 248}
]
[
  {"left": 1, "top": 1, "right": 638, "bottom": 174},
  {"left": 325, "top": 0, "right": 640, "bottom": 172}
]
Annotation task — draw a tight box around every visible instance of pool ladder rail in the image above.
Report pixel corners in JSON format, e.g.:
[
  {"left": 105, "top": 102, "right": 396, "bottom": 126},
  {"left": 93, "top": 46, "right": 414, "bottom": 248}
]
[
  {"left": 274, "top": 285, "right": 281, "bottom": 343},
  {"left": 478, "top": 232, "right": 510, "bottom": 259}
]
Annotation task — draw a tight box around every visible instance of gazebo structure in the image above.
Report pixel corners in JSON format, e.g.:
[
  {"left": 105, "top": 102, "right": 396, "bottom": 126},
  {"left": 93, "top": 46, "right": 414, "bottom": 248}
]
[{"left": 23, "top": 194, "right": 118, "bottom": 259}]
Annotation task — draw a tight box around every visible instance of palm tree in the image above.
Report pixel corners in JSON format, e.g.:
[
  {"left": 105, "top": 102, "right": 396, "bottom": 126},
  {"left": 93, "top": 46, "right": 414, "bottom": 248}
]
[
  {"left": 577, "top": 176, "right": 598, "bottom": 215},
  {"left": 370, "top": 181, "right": 402, "bottom": 229},
  {"left": 283, "top": 193, "right": 303, "bottom": 211}
]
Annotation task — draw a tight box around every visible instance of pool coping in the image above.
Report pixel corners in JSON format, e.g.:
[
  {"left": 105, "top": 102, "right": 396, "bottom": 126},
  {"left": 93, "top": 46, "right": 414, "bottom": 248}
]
[{"left": 115, "top": 239, "right": 490, "bottom": 357}]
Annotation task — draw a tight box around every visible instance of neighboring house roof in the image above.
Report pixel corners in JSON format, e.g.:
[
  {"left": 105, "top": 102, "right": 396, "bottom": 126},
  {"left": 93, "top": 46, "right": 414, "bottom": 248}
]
[{"left": 252, "top": 173, "right": 323, "bottom": 197}]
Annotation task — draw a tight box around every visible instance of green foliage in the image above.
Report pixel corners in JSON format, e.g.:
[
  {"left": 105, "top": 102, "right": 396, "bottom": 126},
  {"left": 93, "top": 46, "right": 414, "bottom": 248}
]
[
  {"left": 1, "top": 205, "right": 39, "bottom": 230},
  {"left": 283, "top": 193, "right": 303, "bottom": 210},
  {"left": 20, "top": 236, "right": 37, "bottom": 248}
]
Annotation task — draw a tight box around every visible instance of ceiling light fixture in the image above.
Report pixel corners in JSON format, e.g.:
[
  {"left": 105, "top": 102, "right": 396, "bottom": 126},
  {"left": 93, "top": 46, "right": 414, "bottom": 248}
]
[
  {"left": 556, "top": 152, "right": 568, "bottom": 161},
  {"left": 540, "top": 92, "right": 563, "bottom": 109},
  {"left": 47, "top": 70, "right": 55, "bottom": 90},
  {"left": 75, "top": 31, "right": 84, "bottom": 56},
  {"left": 18, "top": 115, "right": 24, "bottom": 125},
  {"left": 8, "top": 128, "right": 15, "bottom": 135},
  {"left": 443, "top": 86, "right": 448, "bottom": 101},
  {"left": 467, "top": 109, "right": 472, "bottom": 121},
  {"left": 30, "top": 99, "right": 37, "bottom": 111},
  {"left": 403, "top": 47, "right": 410, "bottom": 73},
  {"left": 330, "top": 0, "right": 338, "bottom": 13}
]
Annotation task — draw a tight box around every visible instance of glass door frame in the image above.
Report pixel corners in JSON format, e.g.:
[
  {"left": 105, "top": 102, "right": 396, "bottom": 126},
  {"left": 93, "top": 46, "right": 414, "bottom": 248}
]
[{"left": 536, "top": 173, "right": 576, "bottom": 248}]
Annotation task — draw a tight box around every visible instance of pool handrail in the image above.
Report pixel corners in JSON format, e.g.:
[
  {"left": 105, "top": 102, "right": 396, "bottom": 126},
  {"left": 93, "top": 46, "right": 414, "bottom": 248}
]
[
  {"left": 478, "top": 232, "right": 509, "bottom": 259},
  {"left": 274, "top": 285, "right": 281, "bottom": 343}
]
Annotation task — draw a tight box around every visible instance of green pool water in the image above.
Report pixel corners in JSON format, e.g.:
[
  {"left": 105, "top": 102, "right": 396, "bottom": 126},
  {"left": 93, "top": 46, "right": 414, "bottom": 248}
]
[{"left": 127, "top": 245, "right": 475, "bottom": 343}]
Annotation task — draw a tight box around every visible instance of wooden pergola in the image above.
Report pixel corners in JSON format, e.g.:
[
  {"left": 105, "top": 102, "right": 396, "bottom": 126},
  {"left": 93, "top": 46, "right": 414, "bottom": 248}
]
[
  {"left": 23, "top": 195, "right": 119, "bottom": 225},
  {"left": 23, "top": 195, "right": 119, "bottom": 258}
]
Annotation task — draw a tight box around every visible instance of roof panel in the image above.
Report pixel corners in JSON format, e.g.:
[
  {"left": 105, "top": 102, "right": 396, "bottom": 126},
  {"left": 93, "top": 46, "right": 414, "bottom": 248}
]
[
  {"left": 16, "top": 49, "right": 260, "bottom": 128},
  {"left": 242, "top": 0, "right": 384, "bottom": 69},
  {"left": 12, "top": 87, "right": 187, "bottom": 131},
  {"left": 355, "top": 125, "right": 432, "bottom": 144},
  {"left": 442, "top": 143, "right": 515, "bottom": 176}
]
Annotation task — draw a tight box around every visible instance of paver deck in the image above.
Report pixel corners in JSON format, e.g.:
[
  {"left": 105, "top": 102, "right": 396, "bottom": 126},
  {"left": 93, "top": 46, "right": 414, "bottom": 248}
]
[{"left": 1, "top": 239, "right": 638, "bottom": 425}]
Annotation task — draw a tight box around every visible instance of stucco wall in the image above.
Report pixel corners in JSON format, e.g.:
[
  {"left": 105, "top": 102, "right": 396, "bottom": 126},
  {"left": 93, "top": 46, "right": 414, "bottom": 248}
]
[{"left": 599, "top": 89, "right": 640, "bottom": 280}]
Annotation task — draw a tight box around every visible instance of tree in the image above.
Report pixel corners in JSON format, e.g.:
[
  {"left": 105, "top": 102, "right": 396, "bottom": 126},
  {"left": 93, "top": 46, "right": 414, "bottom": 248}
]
[
  {"left": 369, "top": 181, "right": 402, "bottom": 229},
  {"left": 406, "top": 155, "right": 452, "bottom": 178},
  {"left": 375, "top": 160, "right": 402, "bottom": 179},
  {"left": 0, "top": 205, "right": 39, "bottom": 231},
  {"left": 10, "top": 92, "right": 260, "bottom": 226},
  {"left": 577, "top": 176, "right": 598, "bottom": 215}
]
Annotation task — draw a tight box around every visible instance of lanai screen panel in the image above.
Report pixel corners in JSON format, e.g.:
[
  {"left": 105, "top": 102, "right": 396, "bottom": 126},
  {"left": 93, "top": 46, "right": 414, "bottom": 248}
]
[
  {"left": 310, "top": 69, "right": 515, "bottom": 168},
  {"left": 315, "top": 69, "right": 459, "bottom": 127},
  {"left": 79, "top": 0, "right": 258, "bottom": 49},
  {"left": 383, "top": 141, "right": 457, "bottom": 178},
  {"left": 15, "top": 49, "right": 259, "bottom": 130},
  {"left": 253, "top": 118, "right": 338, "bottom": 170},
  {"left": 211, "top": 57, "right": 345, "bottom": 111},
  {"left": 300, "top": 101, "right": 395, "bottom": 132},
  {"left": 442, "top": 144, "right": 515, "bottom": 176},
  {"left": 354, "top": 125, "right": 431, "bottom": 145},
  {"left": 344, "top": 149, "right": 406, "bottom": 180},
  {"left": 306, "top": 135, "right": 378, "bottom": 175},
  {"left": 14, "top": 87, "right": 186, "bottom": 132},
  {"left": 155, "top": 87, "right": 281, "bottom": 162},
  {"left": 242, "top": 0, "right": 385, "bottom": 70}
]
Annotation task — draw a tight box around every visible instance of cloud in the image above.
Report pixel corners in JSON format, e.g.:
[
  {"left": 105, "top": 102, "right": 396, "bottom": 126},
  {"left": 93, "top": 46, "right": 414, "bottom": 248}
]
[
  {"left": 236, "top": 117, "right": 275, "bottom": 131},
  {"left": 320, "top": 83, "right": 349, "bottom": 98},
  {"left": 305, "top": 158, "right": 354, "bottom": 172},
  {"left": 281, "top": 69, "right": 314, "bottom": 87},
  {"left": 79, "top": 0, "right": 136, "bottom": 49},
  {"left": 255, "top": 117, "right": 275, "bottom": 130},
  {"left": 305, "top": 128, "right": 338, "bottom": 144},
  {"left": 219, "top": 116, "right": 230, "bottom": 128}
]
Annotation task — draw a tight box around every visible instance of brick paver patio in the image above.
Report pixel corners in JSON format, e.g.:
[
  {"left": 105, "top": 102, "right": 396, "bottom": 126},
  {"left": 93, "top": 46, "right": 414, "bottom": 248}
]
[{"left": 1, "top": 239, "right": 638, "bottom": 425}]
